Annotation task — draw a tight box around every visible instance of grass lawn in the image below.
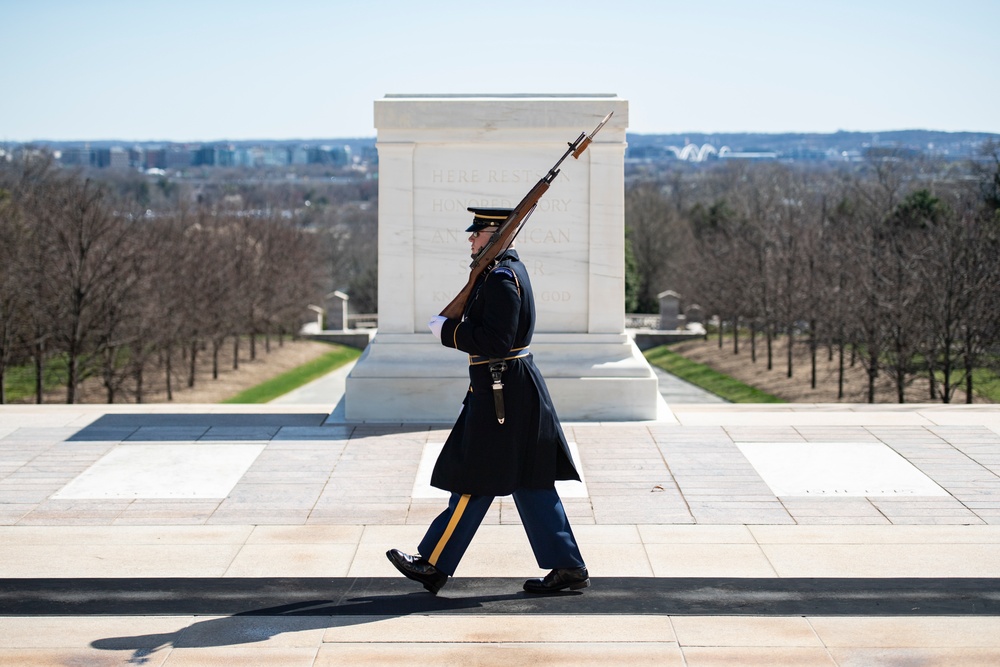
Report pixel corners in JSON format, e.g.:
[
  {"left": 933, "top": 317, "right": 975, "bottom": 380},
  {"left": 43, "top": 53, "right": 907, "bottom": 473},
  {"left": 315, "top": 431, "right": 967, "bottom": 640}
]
[
  {"left": 644, "top": 345, "right": 785, "bottom": 403},
  {"left": 2, "top": 356, "right": 71, "bottom": 402},
  {"left": 941, "top": 367, "right": 1000, "bottom": 403},
  {"left": 222, "top": 344, "right": 362, "bottom": 404}
]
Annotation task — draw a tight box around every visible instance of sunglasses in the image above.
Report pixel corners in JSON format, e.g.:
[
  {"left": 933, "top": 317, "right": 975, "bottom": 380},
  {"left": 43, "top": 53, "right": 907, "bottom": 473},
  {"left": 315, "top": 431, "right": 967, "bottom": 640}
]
[{"left": 471, "top": 230, "right": 496, "bottom": 239}]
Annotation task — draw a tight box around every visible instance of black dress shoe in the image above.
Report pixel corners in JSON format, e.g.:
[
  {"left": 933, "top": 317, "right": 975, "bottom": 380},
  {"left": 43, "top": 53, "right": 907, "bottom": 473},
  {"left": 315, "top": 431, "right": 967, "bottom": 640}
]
[
  {"left": 523, "top": 567, "right": 590, "bottom": 594},
  {"left": 385, "top": 549, "right": 448, "bottom": 594}
]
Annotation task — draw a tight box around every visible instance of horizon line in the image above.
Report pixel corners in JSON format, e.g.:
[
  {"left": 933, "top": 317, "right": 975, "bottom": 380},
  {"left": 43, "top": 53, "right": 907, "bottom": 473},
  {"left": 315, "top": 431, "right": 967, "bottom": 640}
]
[{"left": 5, "top": 127, "right": 1000, "bottom": 145}]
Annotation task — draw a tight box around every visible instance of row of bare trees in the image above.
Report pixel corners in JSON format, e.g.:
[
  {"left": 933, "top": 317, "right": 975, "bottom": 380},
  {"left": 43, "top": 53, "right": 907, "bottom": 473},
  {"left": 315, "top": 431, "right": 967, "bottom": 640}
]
[
  {"left": 0, "top": 157, "right": 322, "bottom": 403},
  {"left": 626, "top": 150, "right": 1000, "bottom": 403}
]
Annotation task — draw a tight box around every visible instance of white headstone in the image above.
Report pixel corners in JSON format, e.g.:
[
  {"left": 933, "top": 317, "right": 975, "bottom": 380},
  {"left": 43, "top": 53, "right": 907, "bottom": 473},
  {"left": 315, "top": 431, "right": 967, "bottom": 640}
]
[
  {"left": 344, "top": 94, "right": 659, "bottom": 421},
  {"left": 658, "top": 290, "right": 682, "bottom": 330},
  {"left": 325, "top": 290, "right": 349, "bottom": 331}
]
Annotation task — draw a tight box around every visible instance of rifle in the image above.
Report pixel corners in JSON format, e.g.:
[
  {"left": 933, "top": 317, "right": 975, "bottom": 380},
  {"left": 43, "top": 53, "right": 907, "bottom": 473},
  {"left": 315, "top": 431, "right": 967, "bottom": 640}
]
[{"left": 438, "top": 111, "right": 613, "bottom": 319}]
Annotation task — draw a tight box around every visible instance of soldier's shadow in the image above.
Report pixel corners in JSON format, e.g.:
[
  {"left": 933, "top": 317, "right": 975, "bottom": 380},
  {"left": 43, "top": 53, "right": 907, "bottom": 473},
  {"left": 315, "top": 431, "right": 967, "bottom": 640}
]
[{"left": 90, "top": 591, "right": 522, "bottom": 663}]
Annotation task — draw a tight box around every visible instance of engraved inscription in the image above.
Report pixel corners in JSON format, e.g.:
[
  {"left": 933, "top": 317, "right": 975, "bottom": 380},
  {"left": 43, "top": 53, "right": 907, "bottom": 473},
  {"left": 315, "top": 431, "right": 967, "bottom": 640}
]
[
  {"left": 430, "top": 198, "right": 572, "bottom": 214},
  {"left": 423, "top": 167, "right": 575, "bottom": 186},
  {"left": 488, "top": 169, "right": 540, "bottom": 183},
  {"left": 522, "top": 228, "right": 571, "bottom": 244},
  {"left": 425, "top": 227, "right": 572, "bottom": 245},
  {"left": 430, "top": 229, "right": 463, "bottom": 243},
  {"left": 431, "top": 169, "right": 480, "bottom": 184}
]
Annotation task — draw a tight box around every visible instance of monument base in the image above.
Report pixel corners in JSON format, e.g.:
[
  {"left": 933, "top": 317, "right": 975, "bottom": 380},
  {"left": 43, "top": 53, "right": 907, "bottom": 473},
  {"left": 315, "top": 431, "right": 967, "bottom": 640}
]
[{"left": 343, "top": 332, "right": 659, "bottom": 422}]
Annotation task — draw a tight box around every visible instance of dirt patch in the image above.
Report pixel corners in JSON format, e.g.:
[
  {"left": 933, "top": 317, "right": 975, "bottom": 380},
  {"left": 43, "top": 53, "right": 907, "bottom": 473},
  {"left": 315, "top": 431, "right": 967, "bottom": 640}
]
[
  {"left": 23, "top": 338, "right": 336, "bottom": 405},
  {"left": 670, "top": 336, "right": 987, "bottom": 404}
]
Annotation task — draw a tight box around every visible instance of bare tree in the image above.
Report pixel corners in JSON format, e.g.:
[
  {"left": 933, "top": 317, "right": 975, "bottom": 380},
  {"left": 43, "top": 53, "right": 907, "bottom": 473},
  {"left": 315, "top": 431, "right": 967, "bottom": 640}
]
[{"left": 624, "top": 182, "right": 683, "bottom": 312}]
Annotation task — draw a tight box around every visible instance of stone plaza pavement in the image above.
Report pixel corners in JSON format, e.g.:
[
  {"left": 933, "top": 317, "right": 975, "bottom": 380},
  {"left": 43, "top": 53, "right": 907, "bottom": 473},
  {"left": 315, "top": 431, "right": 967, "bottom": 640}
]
[{"left": 0, "top": 394, "right": 999, "bottom": 665}]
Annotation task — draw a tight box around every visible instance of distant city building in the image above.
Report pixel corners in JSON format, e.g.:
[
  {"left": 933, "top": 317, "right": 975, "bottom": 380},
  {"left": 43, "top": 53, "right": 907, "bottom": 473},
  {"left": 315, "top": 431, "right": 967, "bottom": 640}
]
[
  {"left": 60, "top": 146, "right": 92, "bottom": 167},
  {"left": 93, "top": 147, "right": 129, "bottom": 169},
  {"left": 289, "top": 145, "right": 308, "bottom": 165},
  {"left": 307, "top": 145, "right": 349, "bottom": 166}
]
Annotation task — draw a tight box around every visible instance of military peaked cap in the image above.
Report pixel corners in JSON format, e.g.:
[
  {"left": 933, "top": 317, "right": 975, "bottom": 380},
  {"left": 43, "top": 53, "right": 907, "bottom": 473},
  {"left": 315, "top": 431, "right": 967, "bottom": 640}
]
[{"left": 466, "top": 207, "right": 513, "bottom": 232}]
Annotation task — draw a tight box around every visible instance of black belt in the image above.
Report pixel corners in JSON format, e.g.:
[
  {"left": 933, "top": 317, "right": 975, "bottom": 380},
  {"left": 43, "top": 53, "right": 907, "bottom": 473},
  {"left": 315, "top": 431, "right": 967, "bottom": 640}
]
[{"left": 468, "top": 346, "right": 531, "bottom": 366}]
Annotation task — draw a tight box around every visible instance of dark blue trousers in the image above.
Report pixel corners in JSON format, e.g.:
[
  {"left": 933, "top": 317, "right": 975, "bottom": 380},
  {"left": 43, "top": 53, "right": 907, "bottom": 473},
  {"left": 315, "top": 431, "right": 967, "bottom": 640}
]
[{"left": 417, "top": 487, "right": 585, "bottom": 576}]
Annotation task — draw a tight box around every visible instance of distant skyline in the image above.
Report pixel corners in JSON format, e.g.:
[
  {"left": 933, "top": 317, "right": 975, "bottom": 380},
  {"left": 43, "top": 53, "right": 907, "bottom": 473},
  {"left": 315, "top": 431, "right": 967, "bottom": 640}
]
[{"left": 2, "top": 0, "right": 998, "bottom": 142}]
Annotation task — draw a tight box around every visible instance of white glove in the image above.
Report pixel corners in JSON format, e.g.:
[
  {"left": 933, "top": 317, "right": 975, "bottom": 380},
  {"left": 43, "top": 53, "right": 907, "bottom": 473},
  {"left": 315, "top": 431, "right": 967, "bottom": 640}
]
[{"left": 428, "top": 315, "right": 447, "bottom": 341}]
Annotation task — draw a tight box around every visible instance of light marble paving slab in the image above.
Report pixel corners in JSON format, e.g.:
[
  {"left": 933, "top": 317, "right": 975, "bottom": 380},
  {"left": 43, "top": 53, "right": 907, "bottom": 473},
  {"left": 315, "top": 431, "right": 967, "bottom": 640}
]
[
  {"left": 2, "top": 427, "right": 82, "bottom": 442},
  {"left": 322, "top": 615, "right": 675, "bottom": 643},
  {"left": 0, "top": 525, "right": 252, "bottom": 545},
  {"left": 917, "top": 407, "right": 1000, "bottom": 426},
  {"left": 673, "top": 409, "right": 934, "bottom": 427},
  {"left": 159, "top": 647, "right": 319, "bottom": 665},
  {"left": 225, "top": 543, "right": 360, "bottom": 577},
  {"left": 456, "top": 541, "right": 554, "bottom": 578},
  {"left": 52, "top": 444, "right": 265, "bottom": 499},
  {"left": 246, "top": 525, "right": 364, "bottom": 544},
  {"left": 314, "top": 642, "right": 685, "bottom": 667},
  {"left": 735, "top": 442, "right": 948, "bottom": 497},
  {"left": 830, "top": 648, "right": 1000, "bottom": 667},
  {"left": 810, "top": 617, "right": 1000, "bottom": 648},
  {"left": 671, "top": 616, "right": 822, "bottom": 647},
  {"left": 0, "top": 648, "right": 169, "bottom": 666},
  {"left": 412, "top": 441, "right": 588, "bottom": 498},
  {"left": 170, "top": 615, "right": 332, "bottom": 649},
  {"left": 0, "top": 543, "right": 243, "bottom": 577},
  {"left": 0, "top": 411, "right": 89, "bottom": 428},
  {"left": 0, "top": 616, "right": 192, "bottom": 649},
  {"left": 573, "top": 524, "right": 643, "bottom": 544},
  {"left": 638, "top": 525, "right": 756, "bottom": 544},
  {"left": 682, "top": 646, "right": 837, "bottom": 666},
  {"left": 357, "top": 523, "right": 442, "bottom": 547},
  {"left": 577, "top": 542, "right": 654, "bottom": 576},
  {"left": 749, "top": 524, "right": 1000, "bottom": 544},
  {"left": 761, "top": 543, "right": 1000, "bottom": 577},
  {"left": 645, "top": 543, "right": 778, "bottom": 577}
]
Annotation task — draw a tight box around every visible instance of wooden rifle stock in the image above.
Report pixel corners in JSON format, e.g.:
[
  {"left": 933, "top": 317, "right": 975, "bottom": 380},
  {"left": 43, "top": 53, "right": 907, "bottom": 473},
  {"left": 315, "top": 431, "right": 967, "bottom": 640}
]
[{"left": 438, "top": 111, "right": 613, "bottom": 319}]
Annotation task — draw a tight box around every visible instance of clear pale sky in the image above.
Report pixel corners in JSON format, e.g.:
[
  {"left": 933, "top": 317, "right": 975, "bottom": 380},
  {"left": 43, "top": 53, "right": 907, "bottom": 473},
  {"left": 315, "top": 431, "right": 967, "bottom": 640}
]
[{"left": 2, "top": 0, "right": 997, "bottom": 141}]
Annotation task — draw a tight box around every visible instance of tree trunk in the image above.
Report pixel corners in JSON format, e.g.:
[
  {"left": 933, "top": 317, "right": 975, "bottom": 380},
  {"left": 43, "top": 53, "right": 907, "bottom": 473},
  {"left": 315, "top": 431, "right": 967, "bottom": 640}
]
[
  {"left": 65, "top": 350, "right": 78, "bottom": 404},
  {"left": 766, "top": 323, "right": 774, "bottom": 370},
  {"left": 965, "top": 356, "right": 975, "bottom": 404},
  {"left": 188, "top": 339, "right": 198, "bottom": 388},
  {"left": 750, "top": 321, "right": 757, "bottom": 363},
  {"left": 733, "top": 316, "right": 739, "bottom": 355},
  {"left": 838, "top": 339, "right": 845, "bottom": 400},
  {"left": 867, "top": 350, "right": 878, "bottom": 403},
  {"left": 810, "top": 319, "right": 817, "bottom": 390},
  {"left": 928, "top": 353, "right": 938, "bottom": 400},
  {"left": 233, "top": 336, "right": 240, "bottom": 370},
  {"left": 165, "top": 345, "right": 173, "bottom": 401},
  {"left": 212, "top": 339, "right": 221, "bottom": 380},
  {"left": 34, "top": 342, "right": 44, "bottom": 404},
  {"left": 786, "top": 325, "right": 794, "bottom": 379}
]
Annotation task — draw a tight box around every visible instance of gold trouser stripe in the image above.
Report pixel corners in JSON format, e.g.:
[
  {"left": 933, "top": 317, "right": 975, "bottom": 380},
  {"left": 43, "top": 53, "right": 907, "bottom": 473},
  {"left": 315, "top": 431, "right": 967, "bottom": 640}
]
[{"left": 428, "top": 494, "right": 470, "bottom": 566}]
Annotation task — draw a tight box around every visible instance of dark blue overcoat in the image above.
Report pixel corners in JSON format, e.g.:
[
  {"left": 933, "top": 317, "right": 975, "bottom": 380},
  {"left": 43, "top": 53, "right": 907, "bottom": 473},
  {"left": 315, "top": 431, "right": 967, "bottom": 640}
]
[{"left": 432, "top": 249, "right": 580, "bottom": 496}]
